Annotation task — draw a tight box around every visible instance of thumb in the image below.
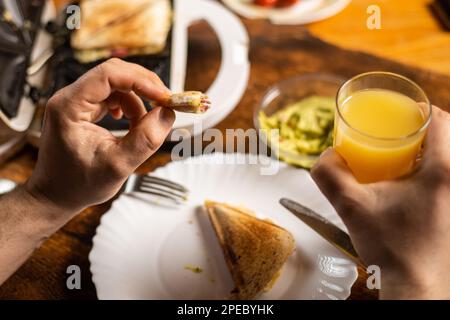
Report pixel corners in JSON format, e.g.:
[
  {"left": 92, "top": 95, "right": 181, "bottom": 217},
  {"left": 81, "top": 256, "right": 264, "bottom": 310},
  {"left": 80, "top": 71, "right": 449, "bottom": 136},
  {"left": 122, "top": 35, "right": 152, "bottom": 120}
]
[
  {"left": 116, "top": 107, "right": 175, "bottom": 170},
  {"left": 311, "top": 148, "right": 370, "bottom": 221},
  {"left": 421, "top": 106, "right": 450, "bottom": 169}
]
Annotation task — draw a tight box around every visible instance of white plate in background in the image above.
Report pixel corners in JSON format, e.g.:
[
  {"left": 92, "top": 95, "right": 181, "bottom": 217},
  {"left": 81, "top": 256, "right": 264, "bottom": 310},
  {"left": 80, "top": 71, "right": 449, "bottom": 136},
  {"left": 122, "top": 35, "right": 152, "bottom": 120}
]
[
  {"left": 89, "top": 153, "right": 357, "bottom": 300},
  {"left": 222, "top": 0, "right": 351, "bottom": 25}
]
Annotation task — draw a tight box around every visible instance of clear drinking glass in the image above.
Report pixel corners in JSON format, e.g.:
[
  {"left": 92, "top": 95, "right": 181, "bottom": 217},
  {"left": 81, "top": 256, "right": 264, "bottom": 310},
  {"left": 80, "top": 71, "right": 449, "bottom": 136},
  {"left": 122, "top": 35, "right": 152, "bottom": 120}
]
[{"left": 334, "top": 72, "right": 432, "bottom": 183}]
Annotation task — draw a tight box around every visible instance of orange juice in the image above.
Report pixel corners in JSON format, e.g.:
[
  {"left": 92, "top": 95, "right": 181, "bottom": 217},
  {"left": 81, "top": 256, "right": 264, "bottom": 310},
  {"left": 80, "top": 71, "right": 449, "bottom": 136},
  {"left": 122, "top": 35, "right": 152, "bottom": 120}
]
[{"left": 334, "top": 89, "right": 427, "bottom": 183}]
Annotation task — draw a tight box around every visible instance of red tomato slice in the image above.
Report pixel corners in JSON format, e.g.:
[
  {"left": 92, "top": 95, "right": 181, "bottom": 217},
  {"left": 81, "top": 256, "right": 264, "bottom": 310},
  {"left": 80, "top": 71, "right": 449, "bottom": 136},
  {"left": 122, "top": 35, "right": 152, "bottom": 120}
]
[
  {"left": 277, "top": 0, "right": 299, "bottom": 7},
  {"left": 254, "top": 0, "right": 278, "bottom": 8}
]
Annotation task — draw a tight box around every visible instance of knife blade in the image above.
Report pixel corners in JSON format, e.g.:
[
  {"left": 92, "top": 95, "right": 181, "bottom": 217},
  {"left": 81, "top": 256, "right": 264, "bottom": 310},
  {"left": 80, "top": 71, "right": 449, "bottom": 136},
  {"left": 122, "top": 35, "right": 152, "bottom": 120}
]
[{"left": 279, "top": 198, "right": 365, "bottom": 268}]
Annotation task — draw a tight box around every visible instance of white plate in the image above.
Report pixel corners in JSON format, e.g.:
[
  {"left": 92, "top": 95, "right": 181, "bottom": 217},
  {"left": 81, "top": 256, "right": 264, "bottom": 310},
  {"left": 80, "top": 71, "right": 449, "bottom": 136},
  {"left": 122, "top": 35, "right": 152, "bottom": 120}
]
[
  {"left": 89, "top": 153, "right": 357, "bottom": 300},
  {"left": 222, "top": 0, "right": 351, "bottom": 25}
]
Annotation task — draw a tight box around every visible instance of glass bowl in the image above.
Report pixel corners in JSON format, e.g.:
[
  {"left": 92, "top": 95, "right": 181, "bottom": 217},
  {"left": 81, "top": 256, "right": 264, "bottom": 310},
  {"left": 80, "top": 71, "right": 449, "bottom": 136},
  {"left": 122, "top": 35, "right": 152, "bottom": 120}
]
[{"left": 254, "top": 73, "right": 345, "bottom": 168}]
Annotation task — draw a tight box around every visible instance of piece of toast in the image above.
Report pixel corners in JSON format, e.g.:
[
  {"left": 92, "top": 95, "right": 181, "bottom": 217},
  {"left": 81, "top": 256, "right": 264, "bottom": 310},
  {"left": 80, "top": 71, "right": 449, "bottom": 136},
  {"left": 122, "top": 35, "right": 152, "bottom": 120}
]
[
  {"left": 205, "top": 201, "right": 295, "bottom": 300},
  {"left": 156, "top": 91, "right": 211, "bottom": 114}
]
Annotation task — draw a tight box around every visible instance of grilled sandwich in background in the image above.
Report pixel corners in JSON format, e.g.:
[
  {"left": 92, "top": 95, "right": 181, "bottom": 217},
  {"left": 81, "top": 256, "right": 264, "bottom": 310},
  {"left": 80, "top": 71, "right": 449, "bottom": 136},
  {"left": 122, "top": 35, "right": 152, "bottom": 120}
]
[{"left": 71, "top": 0, "right": 172, "bottom": 63}]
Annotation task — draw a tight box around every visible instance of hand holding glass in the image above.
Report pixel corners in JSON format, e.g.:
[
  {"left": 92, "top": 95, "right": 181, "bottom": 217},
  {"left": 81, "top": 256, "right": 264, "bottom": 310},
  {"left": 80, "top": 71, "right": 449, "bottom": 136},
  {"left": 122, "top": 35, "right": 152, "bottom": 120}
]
[{"left": 333, "top": 72, "right": 431, "bottom": 183}]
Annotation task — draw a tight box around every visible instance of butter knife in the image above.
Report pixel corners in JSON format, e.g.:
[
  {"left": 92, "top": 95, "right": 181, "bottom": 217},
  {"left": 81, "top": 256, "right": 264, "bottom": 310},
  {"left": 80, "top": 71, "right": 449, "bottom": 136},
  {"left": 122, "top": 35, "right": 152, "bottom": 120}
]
[{"left": 280, "top": 198, "right": 365, "bottom": 268}]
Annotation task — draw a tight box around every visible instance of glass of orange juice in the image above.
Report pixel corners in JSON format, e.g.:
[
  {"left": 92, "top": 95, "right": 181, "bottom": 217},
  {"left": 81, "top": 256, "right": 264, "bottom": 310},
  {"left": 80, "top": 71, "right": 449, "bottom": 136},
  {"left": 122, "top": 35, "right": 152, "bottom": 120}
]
[{"left": 334, "top": 72, "right": 432, "bottom": 183}]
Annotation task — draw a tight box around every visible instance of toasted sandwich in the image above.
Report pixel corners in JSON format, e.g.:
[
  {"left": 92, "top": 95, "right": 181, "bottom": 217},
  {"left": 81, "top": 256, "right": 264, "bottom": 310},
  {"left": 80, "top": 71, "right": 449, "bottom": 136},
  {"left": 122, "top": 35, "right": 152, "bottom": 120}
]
[
  {"left": 205, "top": 201, "right": 295, "bottom": 300},
  {"left": 156, "top": 91, "right": 211, "bottom": 114},
  {"left": 71, "top": 0, "right": 172, "bottom": 63}
]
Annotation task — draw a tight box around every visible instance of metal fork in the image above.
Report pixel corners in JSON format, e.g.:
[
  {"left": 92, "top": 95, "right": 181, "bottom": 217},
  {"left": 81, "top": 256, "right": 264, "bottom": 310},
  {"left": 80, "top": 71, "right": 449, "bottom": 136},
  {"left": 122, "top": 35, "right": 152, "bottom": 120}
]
[{"left": 123, "top": 174, "right": 189, "bottom": 205}]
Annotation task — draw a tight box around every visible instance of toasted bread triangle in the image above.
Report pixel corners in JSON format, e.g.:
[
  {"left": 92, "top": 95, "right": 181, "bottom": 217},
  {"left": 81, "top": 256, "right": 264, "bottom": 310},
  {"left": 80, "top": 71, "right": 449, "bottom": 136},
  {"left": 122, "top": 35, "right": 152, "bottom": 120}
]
[{"left": 205, "top": 201, "right": 295, "bottom": 300}]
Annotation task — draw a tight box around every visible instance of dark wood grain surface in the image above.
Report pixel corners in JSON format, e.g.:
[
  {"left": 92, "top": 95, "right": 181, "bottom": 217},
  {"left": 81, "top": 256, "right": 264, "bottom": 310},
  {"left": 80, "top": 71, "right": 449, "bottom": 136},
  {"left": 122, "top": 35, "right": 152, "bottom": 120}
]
[{"left": 0, "top": 19, "right": 449, "bottom": 300}]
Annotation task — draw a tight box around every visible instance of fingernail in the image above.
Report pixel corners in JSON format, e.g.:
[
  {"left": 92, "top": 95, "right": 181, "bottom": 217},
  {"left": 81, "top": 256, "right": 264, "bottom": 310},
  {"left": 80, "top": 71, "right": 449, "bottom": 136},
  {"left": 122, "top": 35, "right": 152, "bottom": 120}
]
[
  {"left": 159, "top": 107, "right": 175, "bottom": 126},
  {"left": 157, "top": 86, "right": 171, "bottom": 96},
  {"left": 155, "top": 88, "right": 171, "bottom": 103},
  {"left": 163, "top": 87, "right": 172, "bottom": 95}
]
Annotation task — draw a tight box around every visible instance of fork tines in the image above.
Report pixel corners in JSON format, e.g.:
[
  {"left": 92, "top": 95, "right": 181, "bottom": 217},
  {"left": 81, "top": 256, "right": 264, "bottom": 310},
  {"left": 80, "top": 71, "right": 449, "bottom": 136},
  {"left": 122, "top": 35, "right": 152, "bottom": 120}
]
[
  {"left": 138, "top": 175, "right": 189, "bottom": 204},
  {"left": 142, "top": 175, "right": 189, "bottom": 193}
]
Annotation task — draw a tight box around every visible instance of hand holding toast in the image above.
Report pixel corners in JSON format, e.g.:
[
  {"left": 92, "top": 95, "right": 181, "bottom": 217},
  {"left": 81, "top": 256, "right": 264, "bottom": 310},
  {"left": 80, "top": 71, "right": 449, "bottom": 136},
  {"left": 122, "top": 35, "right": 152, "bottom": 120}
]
[{"left": 27, "top": 58, "right": 175, "bottom": 218}]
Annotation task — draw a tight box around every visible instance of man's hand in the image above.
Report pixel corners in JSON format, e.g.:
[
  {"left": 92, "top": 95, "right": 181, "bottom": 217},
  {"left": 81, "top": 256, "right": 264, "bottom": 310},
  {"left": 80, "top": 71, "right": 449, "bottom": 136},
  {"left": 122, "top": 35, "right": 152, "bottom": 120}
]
[
  {"left": 0, "top": 58, "right": 175, "bottom": 285},
  {"left": 311, "top": 106, "right": 450, "bottom": 299},
  {"left": 27, "top": 58, "right": 175, "bottom": 219}
]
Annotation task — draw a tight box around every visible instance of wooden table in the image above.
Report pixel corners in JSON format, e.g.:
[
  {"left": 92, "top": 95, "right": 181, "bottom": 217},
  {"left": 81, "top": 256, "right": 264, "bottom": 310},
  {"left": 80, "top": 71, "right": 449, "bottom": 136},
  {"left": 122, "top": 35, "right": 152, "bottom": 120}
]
[
  {"left": 309, "top": 0, "right": 450, "bottom": 76},
  {"left": 1, "top": 0, "right": 449, "bottom": 300}
]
